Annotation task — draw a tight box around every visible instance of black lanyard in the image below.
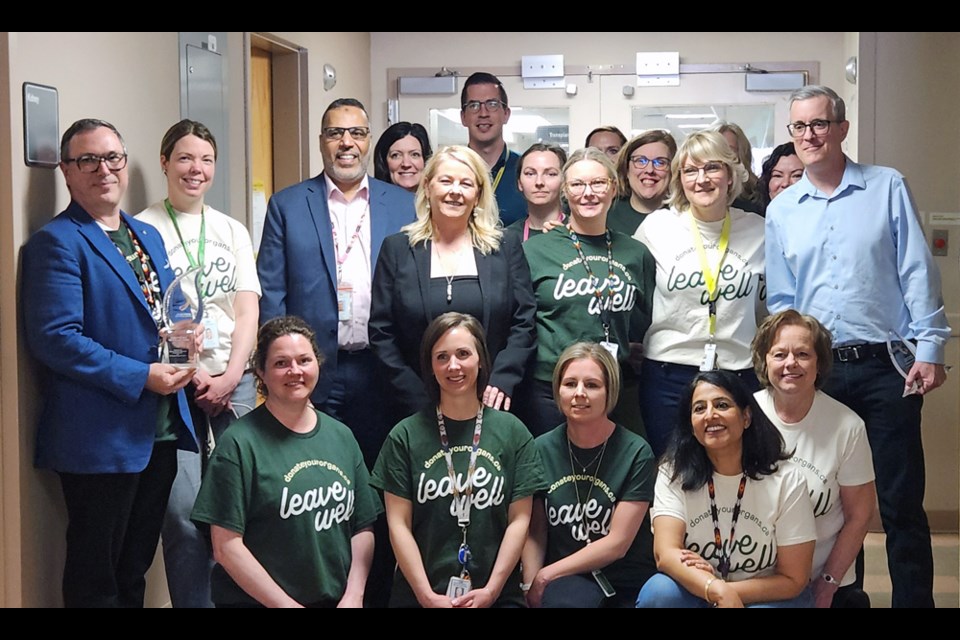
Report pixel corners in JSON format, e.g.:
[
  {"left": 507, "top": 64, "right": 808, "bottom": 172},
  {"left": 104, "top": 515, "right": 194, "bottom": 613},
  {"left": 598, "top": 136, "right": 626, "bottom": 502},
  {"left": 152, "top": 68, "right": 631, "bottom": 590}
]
[
  {"left": 568, "top": 229, "right": 614, "bottom": 343},
  {"left": 707, "top": 474, "right": 747, "bottom": 580}
]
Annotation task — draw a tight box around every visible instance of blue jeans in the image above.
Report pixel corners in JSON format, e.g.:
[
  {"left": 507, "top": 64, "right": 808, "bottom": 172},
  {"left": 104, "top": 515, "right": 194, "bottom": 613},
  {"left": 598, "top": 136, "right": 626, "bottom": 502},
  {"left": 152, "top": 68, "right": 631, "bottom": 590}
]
[
  {"left": 541, "top": 574, "right": 641, "bottom": 609},
  {"left": 639, "top": 360, "right": 759, "bottom": 458},
  {"left": 161, "top": 371, "right": 257, "bottom": 608},
  {"left": 822, "top": 354, "right": 933, "bottom": 608},
  {"left": 635, "top": 573, "right": 813, "bottom": 608}
]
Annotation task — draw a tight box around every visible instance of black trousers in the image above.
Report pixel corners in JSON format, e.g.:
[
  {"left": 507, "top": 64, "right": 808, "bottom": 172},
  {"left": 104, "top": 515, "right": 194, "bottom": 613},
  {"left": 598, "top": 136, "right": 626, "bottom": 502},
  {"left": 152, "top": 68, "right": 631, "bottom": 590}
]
[{"left": 59, "top": 442, "right": 178, "bottom": 608}]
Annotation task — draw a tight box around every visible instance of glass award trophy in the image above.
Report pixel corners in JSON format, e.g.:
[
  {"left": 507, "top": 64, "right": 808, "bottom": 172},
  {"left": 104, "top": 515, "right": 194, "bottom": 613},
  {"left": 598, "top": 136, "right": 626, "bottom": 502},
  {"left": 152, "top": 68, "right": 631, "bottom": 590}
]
[{"left": 161, "top": 267, "right": 204, "bottom": 369}]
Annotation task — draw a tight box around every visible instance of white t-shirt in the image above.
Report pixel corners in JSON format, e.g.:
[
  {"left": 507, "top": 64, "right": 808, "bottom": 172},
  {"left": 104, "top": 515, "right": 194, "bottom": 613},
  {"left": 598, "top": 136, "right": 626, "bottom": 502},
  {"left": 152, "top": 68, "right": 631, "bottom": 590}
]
[
  {"left": 138, "top": 202, "right": 261, "bottom": 375},
  {"left": 755, "top": 388, "right": 875, "bottom": 586},
  {"left": 652, "top": 461, "right": 816, "bottom": 583},
  {"left": 634, "top": 207, "right": 766, "bottom": 369}
]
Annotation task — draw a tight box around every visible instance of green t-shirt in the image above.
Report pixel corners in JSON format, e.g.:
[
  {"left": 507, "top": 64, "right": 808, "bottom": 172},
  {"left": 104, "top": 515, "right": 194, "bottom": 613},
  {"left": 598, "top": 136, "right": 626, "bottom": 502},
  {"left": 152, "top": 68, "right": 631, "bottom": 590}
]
[
  {"left": 523, "top": 227, "right": 655, "bottom": 382},
  {"left": 371, "top": 407, "right": 546, "bottom": 607},
  {"left": 191, "top": 405, "right": 383, "bottom": 606},
  {"left": 606, "top": 197, "right": 651, "bottom": 237},
  {"left": 536, "top": 424, "right": 657, "bottom": 589}
]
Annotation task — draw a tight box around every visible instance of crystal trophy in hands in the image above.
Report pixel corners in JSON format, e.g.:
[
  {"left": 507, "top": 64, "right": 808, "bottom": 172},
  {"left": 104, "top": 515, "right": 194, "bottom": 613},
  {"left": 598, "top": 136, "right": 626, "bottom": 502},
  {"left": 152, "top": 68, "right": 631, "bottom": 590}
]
[{"left": 161, "top": 266, "right": 204, "bottom": 369}]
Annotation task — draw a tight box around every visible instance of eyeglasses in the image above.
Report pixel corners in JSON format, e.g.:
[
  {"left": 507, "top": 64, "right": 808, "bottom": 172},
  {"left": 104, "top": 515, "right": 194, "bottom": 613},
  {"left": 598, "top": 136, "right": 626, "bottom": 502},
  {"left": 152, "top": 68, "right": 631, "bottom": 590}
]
[
  {"left": 322, "top": 127, "right": 370, "bottom": 141},
  {"left": 630, "top": 155, "right": 670, "bottom": 170},
  {"left": 64, "top": 152, "right": 128, "bottom": 173},
  {"left": 680, "top": 162, "right": 726, "bottom": 181},
  {"left": 566, "top": 178, "right": 612, "bottom": 196},
  {"left": 886, "top": 329, "right": 953, "bottom": 395},
  {"left": 786, "top": 119, "right": 836, "bottom": 138},
  {"left": 462, "top": 99, "right": 507, "bottom": 113}
]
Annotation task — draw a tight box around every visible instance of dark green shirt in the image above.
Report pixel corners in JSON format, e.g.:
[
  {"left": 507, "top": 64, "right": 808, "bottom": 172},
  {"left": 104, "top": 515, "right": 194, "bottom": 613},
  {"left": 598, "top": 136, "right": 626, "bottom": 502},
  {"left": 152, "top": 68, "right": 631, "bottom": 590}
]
[
  {"left": 371, "top": 407, "right": 546, "bottom": 607},
  {"left": 536, "top": 424, "right": 657, "bottom": 589},
  {"left": 523, "top": 227, "right": 655, "bottom": 382},
  {"left": 606, "top": 197, "right": 651, "bottom": 237},
  {"left": 192, "top": 406, "right": 382, "bottom": 606}
]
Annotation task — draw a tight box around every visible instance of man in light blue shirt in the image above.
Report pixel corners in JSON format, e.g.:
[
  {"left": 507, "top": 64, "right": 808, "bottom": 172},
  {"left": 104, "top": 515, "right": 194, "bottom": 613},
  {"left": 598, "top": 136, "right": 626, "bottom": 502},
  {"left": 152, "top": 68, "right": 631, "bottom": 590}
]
[{"left": 766, "top": 85, "right": 949, "bottom": 608}]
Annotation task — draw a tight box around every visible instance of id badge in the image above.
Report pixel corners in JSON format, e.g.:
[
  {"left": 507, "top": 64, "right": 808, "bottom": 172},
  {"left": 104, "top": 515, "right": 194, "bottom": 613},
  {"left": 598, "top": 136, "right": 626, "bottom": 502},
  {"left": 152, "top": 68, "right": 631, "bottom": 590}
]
[
  {"left": 592, "top": 569, "right": 617, "bottom": 598},
  {"left": 699, "top": 342, "right": 718, "bottom": 372},
  {"left": 202, "top": 315, "right": 219, "bottom": 350},
  {"left": 337, "top": 284, "right": 353, "bottom": 322},
  {"left": 599, "top": 341, "right": 619, "bottom": 360},
  {"left": 446, "top": 575, "right": 472, "bottom": 600}
]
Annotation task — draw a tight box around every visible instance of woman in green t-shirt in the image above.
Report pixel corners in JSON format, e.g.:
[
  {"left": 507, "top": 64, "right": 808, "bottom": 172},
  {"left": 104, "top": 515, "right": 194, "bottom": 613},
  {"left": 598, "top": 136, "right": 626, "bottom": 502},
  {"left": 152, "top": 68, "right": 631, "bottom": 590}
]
[
  {"left": 372, "top": 312, "right": 545, "bottom": 607},
  {"left": 522, "top": 342, "right": 656, "bottom": 608},
  {"left": 191, "top": 316, "right": 381, "bottom": 607}
]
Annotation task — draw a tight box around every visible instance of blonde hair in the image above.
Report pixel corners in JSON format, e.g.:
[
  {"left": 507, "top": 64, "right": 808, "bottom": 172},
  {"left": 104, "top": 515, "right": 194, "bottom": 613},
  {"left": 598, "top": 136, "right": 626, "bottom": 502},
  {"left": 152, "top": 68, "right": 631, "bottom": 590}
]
[
  {"left": 404, "top": 145, "right": 502, "bottom": 255},
  {"left": 666, "top": 130, "right": 748, "bottom": 213},
  {"left": 552, "top": 342, "right": 622, "bottom": 415},
  {"left": 716, "top": 122, "right": 760, "bottom": 201}
]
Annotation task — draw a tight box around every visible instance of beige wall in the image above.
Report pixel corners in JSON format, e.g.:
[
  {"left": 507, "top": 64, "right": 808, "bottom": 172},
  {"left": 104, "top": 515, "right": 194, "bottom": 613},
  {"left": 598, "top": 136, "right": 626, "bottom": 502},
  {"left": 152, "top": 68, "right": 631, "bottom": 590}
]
[
  {"left": 267, "top": 32, "right": 371, "bottom": 177},
  {"left": 861, "top": 32, "right": 960, "bottom": 523},
  {"left": 369, "top": 31, "right": 847, "bottom": 134}
]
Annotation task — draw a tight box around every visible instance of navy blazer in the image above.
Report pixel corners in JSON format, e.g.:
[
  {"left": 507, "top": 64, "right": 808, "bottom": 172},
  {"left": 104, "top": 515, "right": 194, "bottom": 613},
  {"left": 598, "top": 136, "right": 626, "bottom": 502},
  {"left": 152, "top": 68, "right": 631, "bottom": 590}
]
[
  {"left": 369, "top": 231, "right": 537, "bottom": 418},
  {"left": 257, "top": 174, "right": 415, "bottom": 404},
  {"left": 22, "top": 202, "right": 197, "bottom": 474}
]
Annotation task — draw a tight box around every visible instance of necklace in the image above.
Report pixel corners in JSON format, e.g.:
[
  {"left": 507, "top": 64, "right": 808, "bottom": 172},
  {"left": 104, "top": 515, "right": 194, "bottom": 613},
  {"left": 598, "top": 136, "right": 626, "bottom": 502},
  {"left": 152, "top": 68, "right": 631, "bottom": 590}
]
[
  {"left": 569, "top": 442, "right": 606, "bottom": 473},
  {"left": 707, "top": 473, "right": 747, "bottom": 580},
  {"left": 432, "top": 237, "right": 470, "bottom": 303},
  {"left": 566, "top": 430, "right": 609, "bottom": 544}
]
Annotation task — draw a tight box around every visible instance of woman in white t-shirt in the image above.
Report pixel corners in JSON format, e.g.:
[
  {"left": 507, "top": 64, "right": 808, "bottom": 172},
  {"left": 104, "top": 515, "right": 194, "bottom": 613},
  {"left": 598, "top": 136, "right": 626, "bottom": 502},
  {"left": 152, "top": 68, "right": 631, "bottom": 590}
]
[
  {"left": 138, "top": 119, "right": 261, "bottom": 608},
  {"left": 633, "top": 130, "right": 766, "bottom": 457},
  {"left": 636, "top": 370, "right": 816, "bottom": 608},
  {"left": 752, "top": 309, "right": 876, "bottom": 608}
]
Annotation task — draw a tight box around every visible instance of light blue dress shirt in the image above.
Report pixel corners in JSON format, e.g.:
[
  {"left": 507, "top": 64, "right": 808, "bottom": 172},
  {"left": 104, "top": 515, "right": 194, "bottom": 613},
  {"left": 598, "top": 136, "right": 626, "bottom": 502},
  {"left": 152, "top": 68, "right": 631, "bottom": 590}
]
[{"left": 765, "top": 157, "right": 949, "bottom": 364}]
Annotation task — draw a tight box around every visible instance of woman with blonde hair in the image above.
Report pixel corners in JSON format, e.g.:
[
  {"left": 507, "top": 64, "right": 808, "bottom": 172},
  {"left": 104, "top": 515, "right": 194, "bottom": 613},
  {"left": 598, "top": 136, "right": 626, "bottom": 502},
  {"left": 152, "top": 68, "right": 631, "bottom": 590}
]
[
  {"left": 370, "top": 145, "right": 536, "bottom": 424},
  {"left": 522, "top": 148, "right": 655, "bottom": 437},
  {"left": 634, "top": 130, "right": 766, "bottom": 457},
  {"left": 522, "top": 342, "right": 656, "bottom": 608},
  {"left": 717, "top": 122, "right": 763, "bottom": 214}
]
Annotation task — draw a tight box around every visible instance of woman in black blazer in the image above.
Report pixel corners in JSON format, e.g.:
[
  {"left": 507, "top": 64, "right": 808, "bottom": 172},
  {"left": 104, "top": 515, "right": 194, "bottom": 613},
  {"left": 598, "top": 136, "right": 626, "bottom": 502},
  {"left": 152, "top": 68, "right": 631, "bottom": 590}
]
[{"left": 370, "top": 145, "right": 537, "bottom": 423}]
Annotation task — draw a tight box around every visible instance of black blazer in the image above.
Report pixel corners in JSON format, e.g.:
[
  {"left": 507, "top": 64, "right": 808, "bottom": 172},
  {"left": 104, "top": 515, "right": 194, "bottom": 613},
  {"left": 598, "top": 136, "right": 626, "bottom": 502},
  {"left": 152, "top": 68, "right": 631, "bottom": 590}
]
[{"left": 369, "top": 231, "right": 537, "bottom": 418}]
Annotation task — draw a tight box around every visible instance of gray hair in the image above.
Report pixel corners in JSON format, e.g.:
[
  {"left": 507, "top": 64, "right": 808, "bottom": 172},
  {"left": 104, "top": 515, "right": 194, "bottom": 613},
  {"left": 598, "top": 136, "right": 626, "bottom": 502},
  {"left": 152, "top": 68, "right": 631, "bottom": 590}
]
[{"left": 789, "top": 85, "right": 846, "bottom": 122}]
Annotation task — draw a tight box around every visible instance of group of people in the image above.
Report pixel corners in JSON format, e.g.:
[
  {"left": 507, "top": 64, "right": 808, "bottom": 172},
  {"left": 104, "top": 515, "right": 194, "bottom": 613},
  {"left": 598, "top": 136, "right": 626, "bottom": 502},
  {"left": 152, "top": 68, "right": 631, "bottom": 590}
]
[{"left": 22, "top": 71, "right": 948, "bottom": 609}]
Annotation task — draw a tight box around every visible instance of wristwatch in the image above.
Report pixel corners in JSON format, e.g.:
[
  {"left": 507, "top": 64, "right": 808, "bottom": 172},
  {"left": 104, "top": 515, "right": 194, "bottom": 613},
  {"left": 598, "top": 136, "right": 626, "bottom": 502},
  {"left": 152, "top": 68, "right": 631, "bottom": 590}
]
[{"left": 821, "top": 573, "right": 840, "bottom": 586}]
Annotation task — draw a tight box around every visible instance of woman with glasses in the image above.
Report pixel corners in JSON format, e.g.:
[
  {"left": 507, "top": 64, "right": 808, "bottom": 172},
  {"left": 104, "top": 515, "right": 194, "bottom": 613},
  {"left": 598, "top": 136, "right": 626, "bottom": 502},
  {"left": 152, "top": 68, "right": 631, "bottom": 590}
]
[
  {"left": 757, "top": 142, "right": 804, "bottom": 213},
  {"left": 370, "top": 146, "right": 536, "bottom": 425},
  {"left": 606, "top": 131, "right": 678, "bottom": 236},
  {"left": 373, "top": 121, "right": 433, "bottom": 193},
  {"left": 522, "top": 342, "right": 656, "bottom": 608},
  {"left": 506, "top": 143, "right": 567, "bottom": 242},
  {"left": 522, "top": 148, "right": 655, "bottom": 437},
  {"left": 371, "top": 312, "right": 545, "bottom": 607},
  {"left": 635, "top": 370, "right": 816, "bottom": 608},
  {"left": 138, "top": 119, "right": 261, "bottom": 607},
  {"left": 633, "top": 130, "right": 766, "bottom": 457},
  {"left": 751, "top": 310, "right": 876, "bottom": 608}
]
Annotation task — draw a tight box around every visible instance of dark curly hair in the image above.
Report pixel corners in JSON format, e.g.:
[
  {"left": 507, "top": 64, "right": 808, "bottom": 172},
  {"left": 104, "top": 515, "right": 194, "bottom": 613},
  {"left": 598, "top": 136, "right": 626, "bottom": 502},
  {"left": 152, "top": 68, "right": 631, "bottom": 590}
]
[{"left": 252, "top": 316, "right": 324, "bottom": 397}]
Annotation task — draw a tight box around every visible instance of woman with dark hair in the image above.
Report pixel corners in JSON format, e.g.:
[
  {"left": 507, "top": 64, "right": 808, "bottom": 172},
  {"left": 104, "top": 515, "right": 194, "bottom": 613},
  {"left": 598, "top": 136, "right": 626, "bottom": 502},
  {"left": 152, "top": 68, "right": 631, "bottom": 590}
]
[
  {"left": 191, "top": 316, "right": 381, "bottom": 607},
  {"left": 633, "top": 130, "right": 766, "bottom": 457},
  {"left": 636, "top": 370, "right": 816, "bottom": 608},
  {"left": 506, "top": 142, "right": 567, "bottom": 241},
  {"left": 757, "top": 142, "right": 804, "bottom": 212},
  {"left": 585, "top": 125, "right": 628, "bottom": 159},
  {"left": 752, "top": 310, "right": 875, "bottom": 608},
  {"left": 138, "top": 118, "right": 260, "bottom": 607},
  {"left": 606, "top": 130, "right": 678, "bottom": 236},
  {"left": 522, "top": 342, "right": 656, "bottom": 608},
  {"left": 371, "top": 312, "right": 545, "bottom": 608},
  {"left": 373, "top": 121, "right": 433, "bottom": 192}
]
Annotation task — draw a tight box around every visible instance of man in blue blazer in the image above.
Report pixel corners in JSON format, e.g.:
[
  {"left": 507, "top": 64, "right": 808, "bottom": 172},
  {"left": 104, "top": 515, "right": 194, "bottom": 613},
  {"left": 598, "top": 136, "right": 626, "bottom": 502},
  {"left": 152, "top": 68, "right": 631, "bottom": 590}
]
[
  {"left": 22, "top": 119, "right": 198, "bottom": 607},
  {"left": 257, "top": 99, "right": 415, "bottom": 467}
]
